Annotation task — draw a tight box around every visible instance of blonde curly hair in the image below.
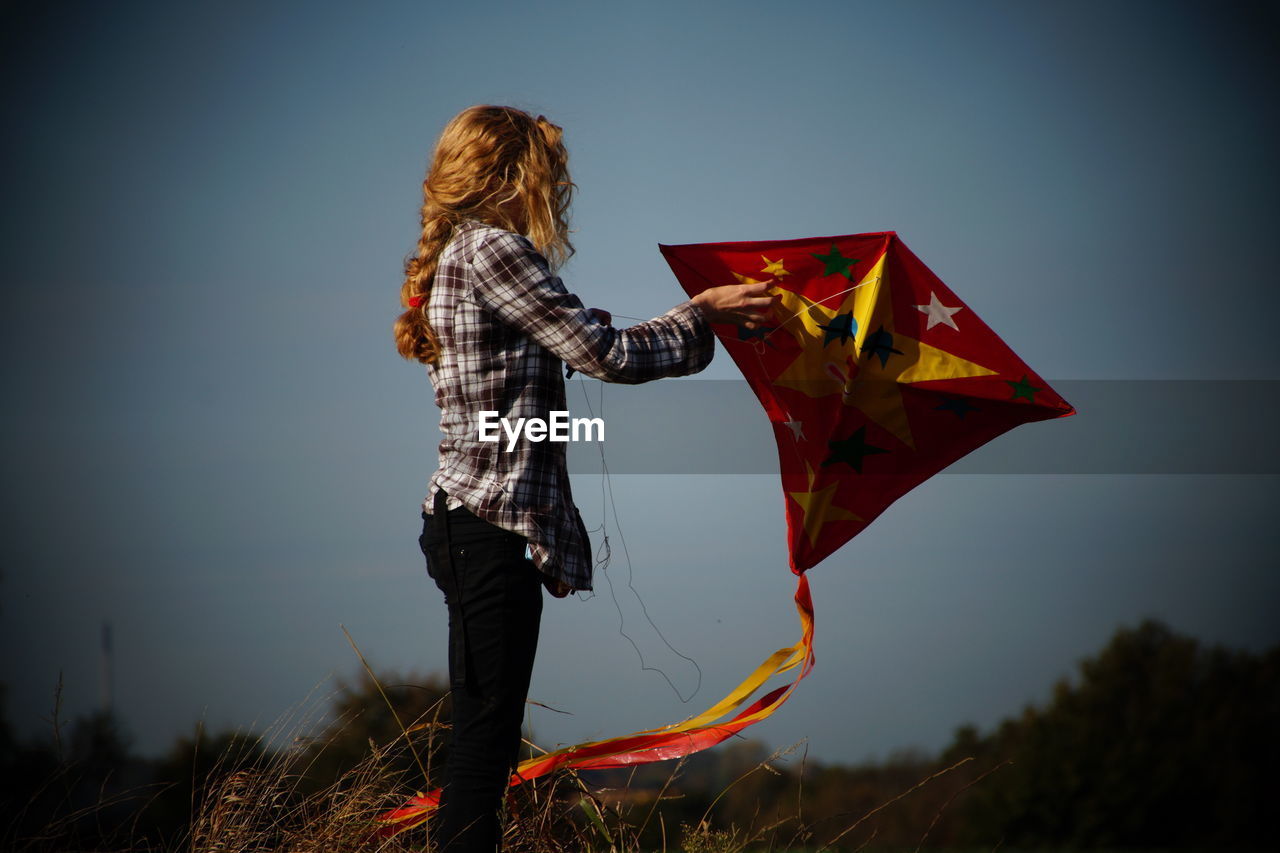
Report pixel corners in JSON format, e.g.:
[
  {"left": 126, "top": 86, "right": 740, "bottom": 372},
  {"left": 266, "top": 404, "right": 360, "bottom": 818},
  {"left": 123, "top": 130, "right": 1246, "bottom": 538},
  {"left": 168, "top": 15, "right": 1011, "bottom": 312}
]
[{"left": 395, "top": 105, "right": 575, "bottom": 364}]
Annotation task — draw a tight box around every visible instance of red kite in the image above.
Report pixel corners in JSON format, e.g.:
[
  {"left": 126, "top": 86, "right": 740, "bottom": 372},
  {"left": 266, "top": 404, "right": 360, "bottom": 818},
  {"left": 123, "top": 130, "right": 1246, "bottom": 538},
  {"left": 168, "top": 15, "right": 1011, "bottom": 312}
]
[{"left": 661, "top": 231, "right": 1074, "bottom": 572}]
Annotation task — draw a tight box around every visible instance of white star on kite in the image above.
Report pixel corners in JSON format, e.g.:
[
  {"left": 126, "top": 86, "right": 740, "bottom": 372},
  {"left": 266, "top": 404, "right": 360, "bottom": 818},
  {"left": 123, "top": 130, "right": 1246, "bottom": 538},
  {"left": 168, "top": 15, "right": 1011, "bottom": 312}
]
[{"left": 915, "top": 291, "right": 963, "bottom": 330}]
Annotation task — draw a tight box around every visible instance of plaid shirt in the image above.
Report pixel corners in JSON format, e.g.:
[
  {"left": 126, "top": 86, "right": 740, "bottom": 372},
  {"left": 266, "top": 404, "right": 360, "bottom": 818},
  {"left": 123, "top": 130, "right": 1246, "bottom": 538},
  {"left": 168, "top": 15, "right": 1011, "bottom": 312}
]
[{"left": 423, "top": 220, "right": 714, "bottom": 591}]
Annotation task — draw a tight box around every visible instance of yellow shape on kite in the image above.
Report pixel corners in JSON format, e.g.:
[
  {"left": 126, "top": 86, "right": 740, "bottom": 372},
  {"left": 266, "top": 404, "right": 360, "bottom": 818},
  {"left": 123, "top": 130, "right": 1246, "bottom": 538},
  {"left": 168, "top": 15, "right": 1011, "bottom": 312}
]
[
  {"left": 788, "top": 477, "right": 862, "bottom": 548},
  {"left": 760, "top": 255, "right": 790, "bottom": 278}
]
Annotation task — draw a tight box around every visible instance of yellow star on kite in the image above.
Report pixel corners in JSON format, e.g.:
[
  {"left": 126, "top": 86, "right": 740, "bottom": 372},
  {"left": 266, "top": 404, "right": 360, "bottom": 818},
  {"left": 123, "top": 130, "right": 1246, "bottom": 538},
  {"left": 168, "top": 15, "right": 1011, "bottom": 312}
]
[
  {"left": 760, "top": 256, "right": 790, "bottom": 278},
  {"left": 788, "top": 468, "right": 862, "bottom": 548}
]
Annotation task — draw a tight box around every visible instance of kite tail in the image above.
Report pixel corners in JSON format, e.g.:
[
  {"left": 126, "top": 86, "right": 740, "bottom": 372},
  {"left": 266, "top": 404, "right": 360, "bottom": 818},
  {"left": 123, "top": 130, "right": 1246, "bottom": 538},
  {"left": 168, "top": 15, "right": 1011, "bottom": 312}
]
[{"left": 374, "top": 574, "right": 816, "bottom": 836}]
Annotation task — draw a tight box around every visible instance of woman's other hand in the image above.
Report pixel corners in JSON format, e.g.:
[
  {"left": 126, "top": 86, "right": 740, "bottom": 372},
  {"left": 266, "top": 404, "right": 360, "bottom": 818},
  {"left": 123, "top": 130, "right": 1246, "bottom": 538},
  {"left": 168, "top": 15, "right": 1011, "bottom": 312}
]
[{"left": 691, "top": 280, "right": 779, "bottom": 329}]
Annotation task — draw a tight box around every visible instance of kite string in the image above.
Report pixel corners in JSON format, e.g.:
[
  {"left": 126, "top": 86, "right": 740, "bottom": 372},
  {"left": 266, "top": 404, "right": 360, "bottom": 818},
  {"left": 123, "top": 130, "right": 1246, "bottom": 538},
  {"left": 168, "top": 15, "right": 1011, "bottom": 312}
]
[
  {"left": 661, "top": 249, "right": 878, "bottom": 345},
  {"left": 573, "top": 378, "right": 703, "bottom": 705},
  {"left": 760, "top": 275, "right": 879, "bottom": 344},
  {"left": 585, "top": 260, "right": 869, "bottom": 697},
  {"left": 613, "top": 276, "right": 874, "bottom": 334}
]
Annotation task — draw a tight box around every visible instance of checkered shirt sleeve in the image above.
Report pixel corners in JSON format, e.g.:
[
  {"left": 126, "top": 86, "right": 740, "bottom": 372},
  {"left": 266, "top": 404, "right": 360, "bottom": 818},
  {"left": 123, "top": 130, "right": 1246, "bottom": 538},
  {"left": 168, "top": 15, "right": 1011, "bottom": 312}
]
[{"left": 468, "top": 229, "right": 712, "bottom": 384}]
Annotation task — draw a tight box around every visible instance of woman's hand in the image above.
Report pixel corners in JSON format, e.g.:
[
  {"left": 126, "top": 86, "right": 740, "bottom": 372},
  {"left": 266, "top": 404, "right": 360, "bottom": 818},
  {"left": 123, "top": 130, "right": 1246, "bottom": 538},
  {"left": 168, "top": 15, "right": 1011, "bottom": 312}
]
[{"left": 691, "top": 280, "right": 779, "bottom": 329}]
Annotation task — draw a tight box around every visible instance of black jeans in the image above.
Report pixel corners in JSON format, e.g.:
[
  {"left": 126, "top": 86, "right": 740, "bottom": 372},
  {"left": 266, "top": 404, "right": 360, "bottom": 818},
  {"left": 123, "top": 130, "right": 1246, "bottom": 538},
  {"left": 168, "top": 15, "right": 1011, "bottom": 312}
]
[{"left": 420, "top": 494, "right": 543, "bottom": 853}]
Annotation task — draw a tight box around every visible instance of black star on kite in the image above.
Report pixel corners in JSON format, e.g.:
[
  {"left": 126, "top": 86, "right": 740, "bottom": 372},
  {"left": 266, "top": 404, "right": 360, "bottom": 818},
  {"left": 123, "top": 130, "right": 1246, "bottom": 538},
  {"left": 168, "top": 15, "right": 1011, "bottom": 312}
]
[
  {"left": 818, "top": 312, "right": 857, "bottom": 347},
  {"left": 935, "top": 396, "right": 978, "bottom": 419},
  {"left": 861, "top": 325, "right": 903, "bottom": 367},
  {"left": 821, "top": 425, "right": 889, "bottom": 473}
]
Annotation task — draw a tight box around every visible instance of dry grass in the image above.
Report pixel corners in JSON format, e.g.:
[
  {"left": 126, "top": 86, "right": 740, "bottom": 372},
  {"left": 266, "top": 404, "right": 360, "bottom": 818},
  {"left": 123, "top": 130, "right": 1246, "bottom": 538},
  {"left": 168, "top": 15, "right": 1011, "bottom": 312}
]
[
  {"left": 181, "top": 715, "right": 990, "bottom": 853},
  {"left": 175, "top": 730, "right": 972, "bottom": 853},
  {"left": 6, "top": 677, "right": 983, "bottom": 852},
  {"left": 189, "top": 741, "right": 413, "bottom": 852}
]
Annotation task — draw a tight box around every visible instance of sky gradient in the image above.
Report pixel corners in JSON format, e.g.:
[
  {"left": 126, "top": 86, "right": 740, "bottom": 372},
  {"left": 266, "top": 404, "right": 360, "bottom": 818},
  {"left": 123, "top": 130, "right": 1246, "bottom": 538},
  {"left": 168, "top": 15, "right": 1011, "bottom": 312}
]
[{"left": 3, "top": 0, "right": 1278, "bottom": 766}]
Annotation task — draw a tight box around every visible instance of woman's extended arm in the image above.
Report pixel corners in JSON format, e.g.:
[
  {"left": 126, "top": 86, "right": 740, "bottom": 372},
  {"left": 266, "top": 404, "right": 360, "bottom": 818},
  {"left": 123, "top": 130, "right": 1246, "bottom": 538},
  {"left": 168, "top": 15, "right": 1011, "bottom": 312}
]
[{"left": 467, "top": 229, "right": 776, "bottom": 384}]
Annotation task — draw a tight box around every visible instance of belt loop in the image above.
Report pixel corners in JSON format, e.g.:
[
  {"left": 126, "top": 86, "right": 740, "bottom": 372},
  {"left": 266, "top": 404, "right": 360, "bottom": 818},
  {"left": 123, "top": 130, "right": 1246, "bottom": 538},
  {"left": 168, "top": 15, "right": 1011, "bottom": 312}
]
[
  {"left": 435, "top": 488, "right": 469, "bottom": 687},
  {"left": 433, "top": 487, "right": 450, "bottom": 544}
]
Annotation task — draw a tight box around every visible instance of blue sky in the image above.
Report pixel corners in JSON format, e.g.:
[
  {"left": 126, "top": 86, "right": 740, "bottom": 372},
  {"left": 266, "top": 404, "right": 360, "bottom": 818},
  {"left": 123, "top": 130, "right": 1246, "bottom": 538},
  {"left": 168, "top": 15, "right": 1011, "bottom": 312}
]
[{"left": 3, "top": 0, "right": 1277, "bottom": 765}]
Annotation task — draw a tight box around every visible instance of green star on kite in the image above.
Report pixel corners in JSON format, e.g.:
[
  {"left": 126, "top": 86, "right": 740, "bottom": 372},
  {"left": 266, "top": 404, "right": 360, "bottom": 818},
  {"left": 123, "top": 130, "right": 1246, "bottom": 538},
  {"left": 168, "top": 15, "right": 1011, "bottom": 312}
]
[
  {"left": 821, "top": 425, "right": 889, "bottom": 473},
  {"left": 812, "top": 244, "right": 858, "bottom": 279},
  {"left": 1007, "top": 374, "right": 1042, "bottom": 402}
]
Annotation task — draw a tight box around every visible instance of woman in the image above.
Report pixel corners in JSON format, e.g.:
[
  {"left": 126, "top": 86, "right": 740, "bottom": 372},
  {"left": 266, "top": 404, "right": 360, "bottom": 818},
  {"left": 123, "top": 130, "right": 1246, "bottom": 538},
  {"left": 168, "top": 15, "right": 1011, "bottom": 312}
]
[{"left": 394, "top": 105, "right": 775, "bottom": 852}]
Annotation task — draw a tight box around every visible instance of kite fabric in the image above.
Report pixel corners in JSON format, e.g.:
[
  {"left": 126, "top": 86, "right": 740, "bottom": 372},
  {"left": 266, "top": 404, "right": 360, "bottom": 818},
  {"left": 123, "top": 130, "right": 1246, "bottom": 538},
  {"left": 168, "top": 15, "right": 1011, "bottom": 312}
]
[
  {"left": 660, "top": 231, "right": 1075, "bottom": 572},
  {"left": 377, "top": 231, "right": 1071, "bottom": 836}
]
